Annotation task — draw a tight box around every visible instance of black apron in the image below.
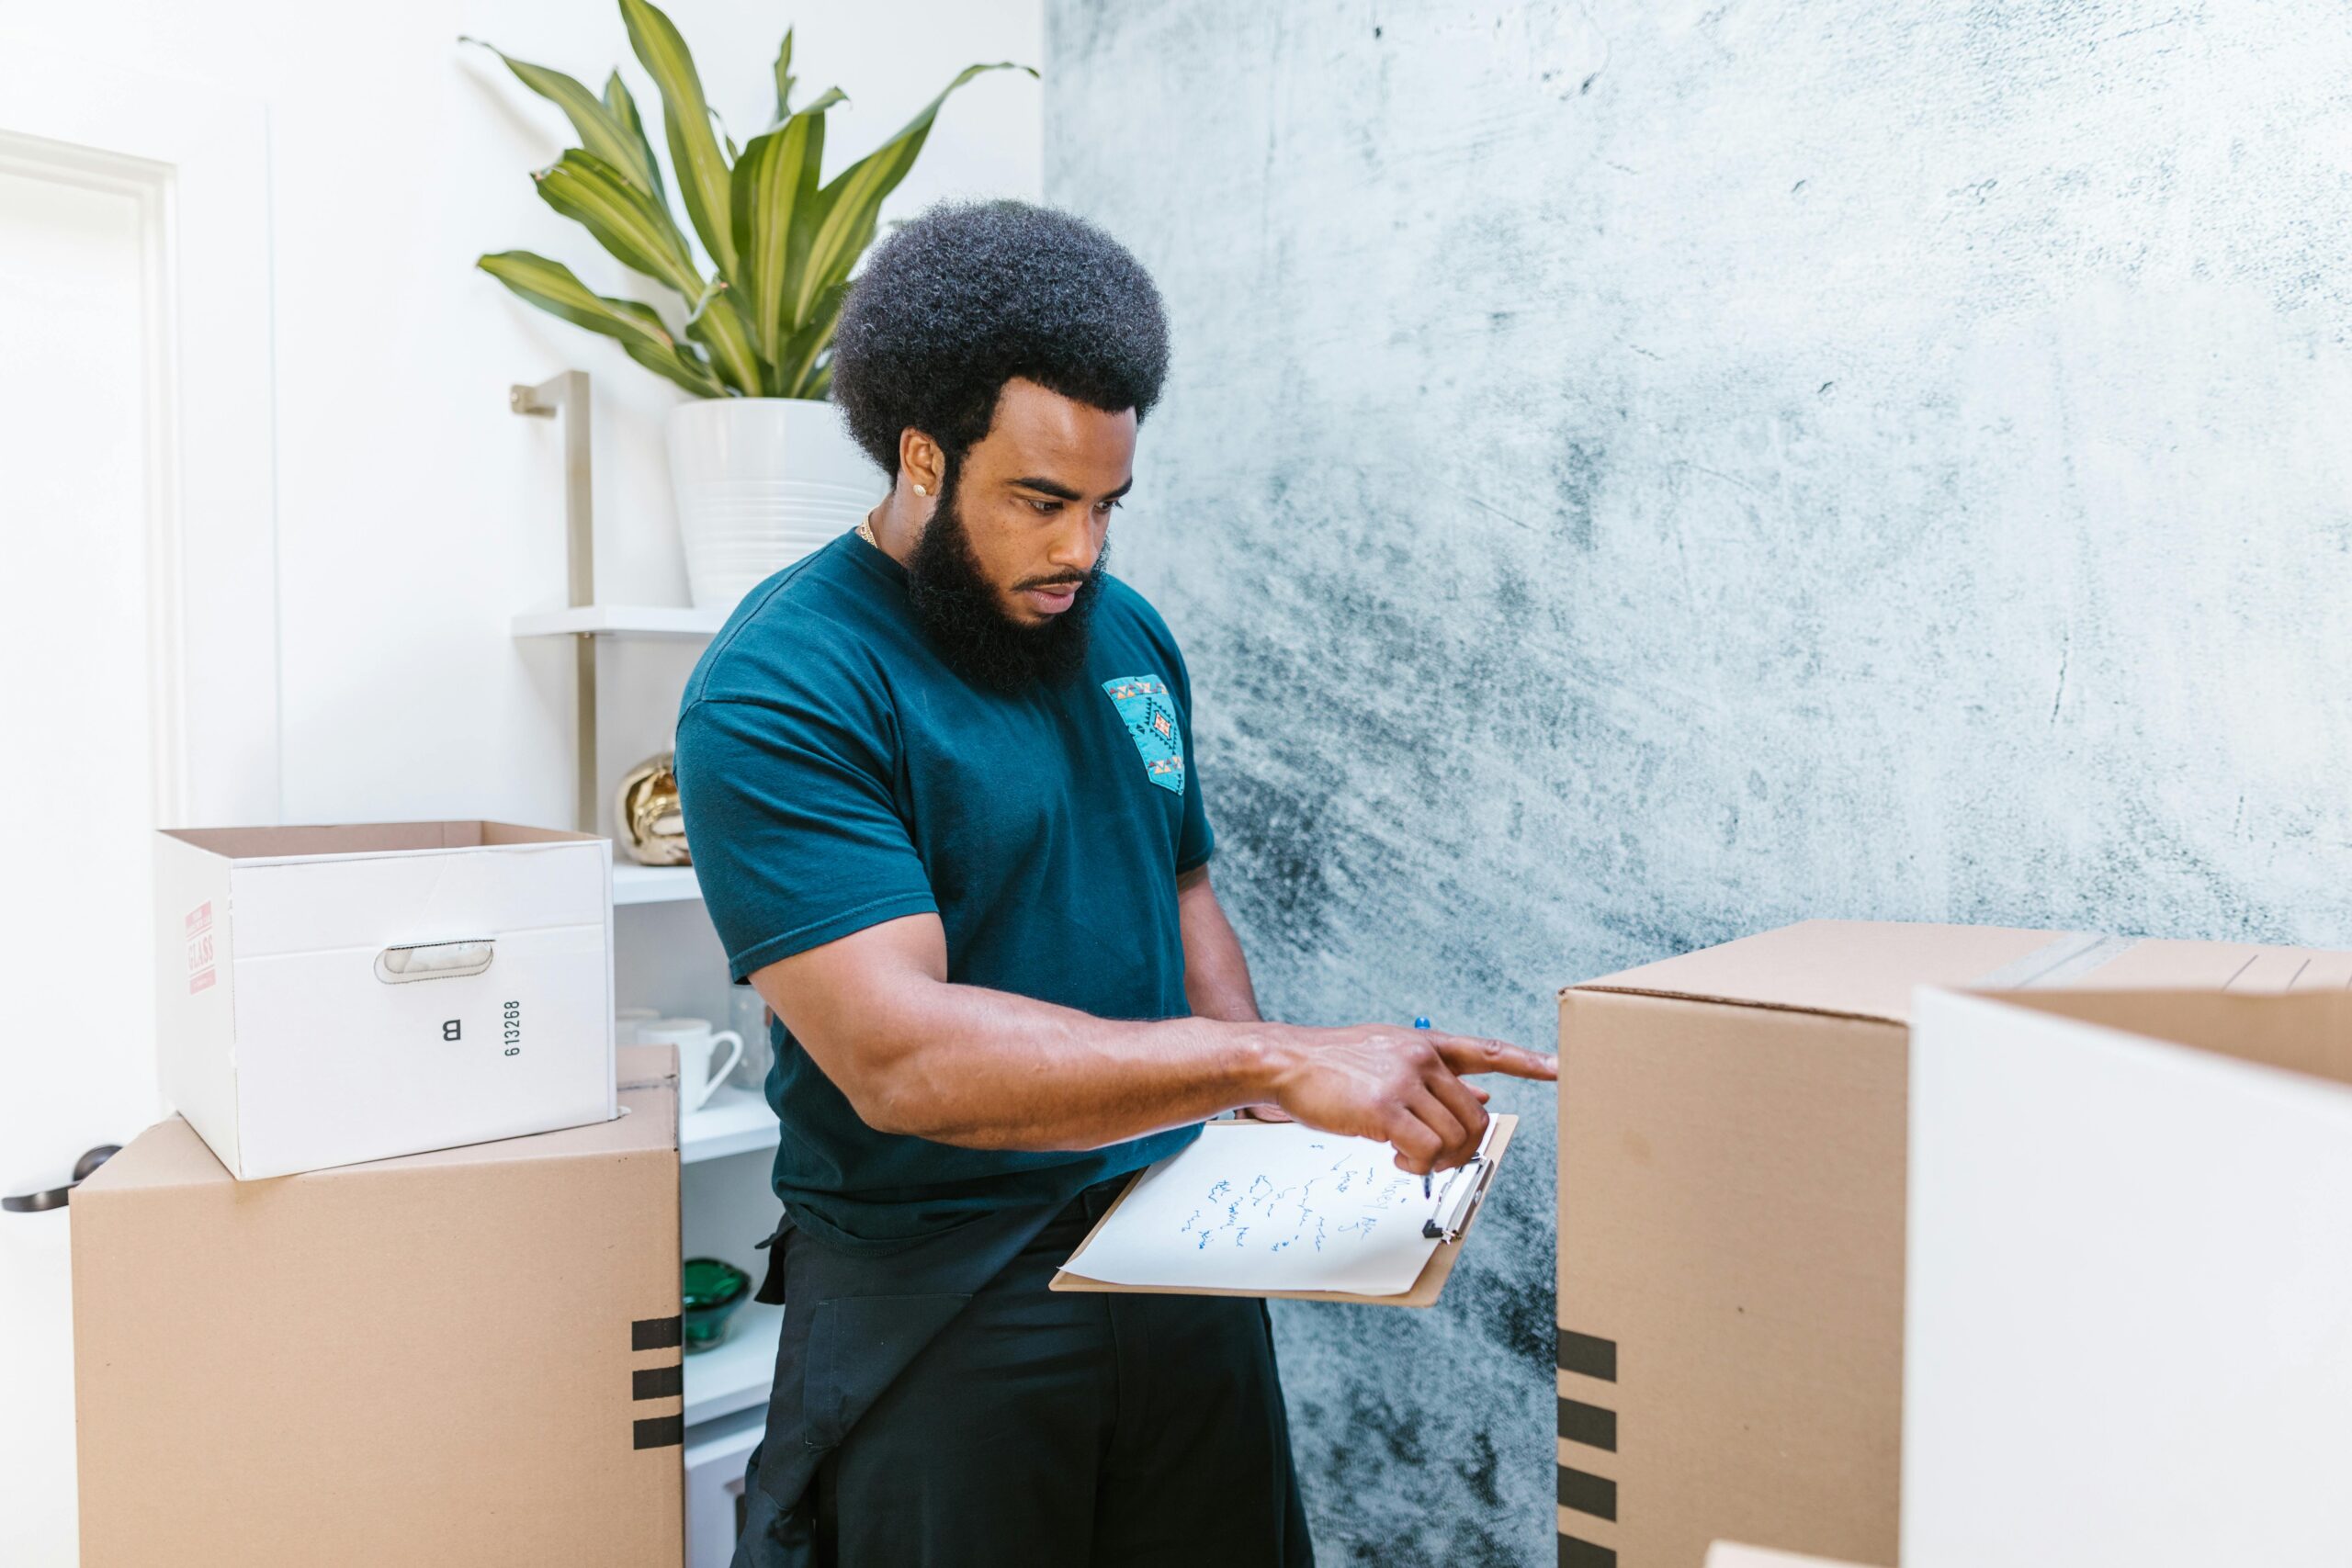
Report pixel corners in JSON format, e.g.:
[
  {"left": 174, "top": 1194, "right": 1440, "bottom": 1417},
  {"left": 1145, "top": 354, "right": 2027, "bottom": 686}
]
[{"left": 729, "top": 1195, "right": 1076, "bottom": 1566}]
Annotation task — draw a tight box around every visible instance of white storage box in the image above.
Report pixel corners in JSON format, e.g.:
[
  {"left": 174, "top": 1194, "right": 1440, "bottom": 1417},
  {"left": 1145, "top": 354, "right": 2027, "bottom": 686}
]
[
  {"left": 153, "top": 820, "right": 616, "bottom": 1179},
  {"left": 1905, "top": 986, "right": 2352, "bottom": 1568}
]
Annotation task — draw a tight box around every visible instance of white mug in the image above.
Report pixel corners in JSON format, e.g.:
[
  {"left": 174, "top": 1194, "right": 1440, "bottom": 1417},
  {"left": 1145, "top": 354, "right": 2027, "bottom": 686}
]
[{"left": 638, "top": 1018, "right": 743, "bottom": 1117}]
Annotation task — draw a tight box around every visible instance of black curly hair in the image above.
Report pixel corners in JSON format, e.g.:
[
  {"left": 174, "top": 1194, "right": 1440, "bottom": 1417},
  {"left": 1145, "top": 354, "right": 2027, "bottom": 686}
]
[{"left": 830, "top": 200, "right": 1170, "bottom": 476}]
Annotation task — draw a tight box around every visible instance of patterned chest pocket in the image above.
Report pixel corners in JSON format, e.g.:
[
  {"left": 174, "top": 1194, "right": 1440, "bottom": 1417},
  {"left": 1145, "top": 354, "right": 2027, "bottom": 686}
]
[{"left": 1101, "top": 674, "right": 1185, "bottom": 795}]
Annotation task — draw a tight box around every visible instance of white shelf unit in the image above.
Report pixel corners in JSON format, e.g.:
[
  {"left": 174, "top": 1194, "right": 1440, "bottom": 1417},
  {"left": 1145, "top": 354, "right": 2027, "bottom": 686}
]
[
  {"left": 613, "top": 863, "right": 704, "bottom": 906},
  {"left": 511, "top": 376, "right": 775, "bottom": 1558},
  {"left": 512, "top": 604, "right": 730, "bottom": 639},
  {"left": 618, "top": 869, "right": 784, "bottom": 1472},
  {"left": 682, "top": 1301, "right": 786, "bottom": 1427},
  {"left": 681, "top": 1083, "right": 782, "bottom": 1165},
  {"left": 507, "top": 370, "right": 730, "bottom": 833}
]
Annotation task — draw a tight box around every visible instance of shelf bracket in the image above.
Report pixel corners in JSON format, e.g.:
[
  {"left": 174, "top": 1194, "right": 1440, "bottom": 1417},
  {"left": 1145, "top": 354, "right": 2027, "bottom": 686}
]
[{"left": 511, "top": 371, "right": 598, "bottom": 834}]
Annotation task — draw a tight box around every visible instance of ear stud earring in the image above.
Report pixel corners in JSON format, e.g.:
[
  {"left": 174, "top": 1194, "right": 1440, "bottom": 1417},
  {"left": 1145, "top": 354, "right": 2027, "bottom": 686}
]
[{"left": 913, "top": 482, "right": 930, "bottom": 496}]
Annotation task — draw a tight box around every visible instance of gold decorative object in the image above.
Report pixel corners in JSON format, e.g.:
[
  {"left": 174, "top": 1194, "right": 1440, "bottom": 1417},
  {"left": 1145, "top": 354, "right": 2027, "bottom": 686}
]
[{"left": 616, "top": 751, "right": 690, "bottom": 866}]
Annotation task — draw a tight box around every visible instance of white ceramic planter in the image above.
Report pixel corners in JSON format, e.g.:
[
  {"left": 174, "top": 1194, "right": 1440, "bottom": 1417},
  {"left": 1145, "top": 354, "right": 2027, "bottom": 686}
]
[{"left": 667, "top": 397, "right": 879, "bottom": 611}]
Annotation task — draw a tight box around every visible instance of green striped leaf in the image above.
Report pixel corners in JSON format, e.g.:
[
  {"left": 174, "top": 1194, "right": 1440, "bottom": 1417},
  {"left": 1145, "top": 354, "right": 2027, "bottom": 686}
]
[
  {"left": 730, "top": 87, "right": 842, "bottom": 364},
  {"left": 685, "top": 283, "right": 763, "bottom": 396},
  {"left": 474, "top": 17, "right": 1026, "bottom": 404},
  {"left": 769, "top": 278, "right": 848, "bottom": 399},
  {"left": 602, "top": 70, "right": 666, "bottom": 205},
  {"left": 771, "top": 28, "right": 797, "bottom": 125},
  {"left": 477, "top": 250, "right": 724, "bottom": 397},
  {"left": 618, "top": 334, "right": 727, "bottom": 397},
  {"left": 462, "top": 39, "right": 663, "bottom": 200},
  {"left": 791, "top": 62, "right": 1032, "bottom": 325},
  {"left": 532, "top": 149, "right": 701, "bottom": 299},
  {"left": 619, "top": 0, "right": 737, "bottom": 277}
]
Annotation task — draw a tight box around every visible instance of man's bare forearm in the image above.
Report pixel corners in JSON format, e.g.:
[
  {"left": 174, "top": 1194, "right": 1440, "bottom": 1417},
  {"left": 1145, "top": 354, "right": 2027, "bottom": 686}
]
[
  {"left": 752, "top": 911, "right": 1557, "bottom": 1172},
  {"left": 1180, "top": 864, "right": 1300, "bottom": 1121},
  {"left": 778, "top": 968, "right": 1277, "bottom": 1151},
  {"left": 1179, "top": 864, "right": 1261, "bottom": 1023}
]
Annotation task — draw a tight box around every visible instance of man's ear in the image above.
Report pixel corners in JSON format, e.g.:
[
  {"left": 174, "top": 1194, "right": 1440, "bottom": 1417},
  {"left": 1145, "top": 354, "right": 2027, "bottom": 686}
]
[{"left": 899, "top": 429, "right": 945, "bottom": 499}]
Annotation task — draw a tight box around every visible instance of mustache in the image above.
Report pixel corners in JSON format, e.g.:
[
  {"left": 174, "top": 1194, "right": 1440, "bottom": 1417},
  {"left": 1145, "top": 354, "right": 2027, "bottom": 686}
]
[{"left": 1015, "top": 573, "right": 1091, "bottom": 591}]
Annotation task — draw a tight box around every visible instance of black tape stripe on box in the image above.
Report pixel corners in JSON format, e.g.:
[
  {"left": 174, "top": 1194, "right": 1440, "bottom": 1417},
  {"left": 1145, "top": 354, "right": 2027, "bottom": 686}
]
[
  {"left": 1556, "top": 1327, "right": 1617, "bottom": 1382},
  {"left": 632, "top": 1315, "right": 684, "bottom": 1351},
  {"left": 633, "top": 1414, "right": 684, "bottom": 1450},
  {"left": 1558, "top": 1465, "right": 1617, "bottom": 1522},
  {"left": 633, "top": 1364, "right": 684, "bottom": 1401},
  {"left": 1557, "top": 1395, "right": 1617, "bottom": 1452},
  {"left": 1558, "top": 1534, "right": 1616, "bottom": 1568}
]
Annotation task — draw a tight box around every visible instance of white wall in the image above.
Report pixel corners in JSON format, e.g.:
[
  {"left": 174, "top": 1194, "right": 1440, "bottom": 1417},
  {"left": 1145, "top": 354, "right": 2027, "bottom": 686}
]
[
  {"left": 0, "top": 5, "right": 1037, "bottom": 1562},
  {"left": 0, "top": 0, "right": 1042, "bottom": 834}
]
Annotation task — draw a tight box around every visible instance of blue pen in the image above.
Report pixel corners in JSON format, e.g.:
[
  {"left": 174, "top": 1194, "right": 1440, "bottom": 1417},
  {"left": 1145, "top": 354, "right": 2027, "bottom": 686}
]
[{"left": 1414, "top": 1017, "right": 1433, "bottom": 1197}]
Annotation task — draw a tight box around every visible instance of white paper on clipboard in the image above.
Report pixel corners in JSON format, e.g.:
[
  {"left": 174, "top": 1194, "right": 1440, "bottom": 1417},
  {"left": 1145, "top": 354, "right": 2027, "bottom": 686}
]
[{"left": 1059, "top": 1118, "right": 1498, "bottom": 1297}]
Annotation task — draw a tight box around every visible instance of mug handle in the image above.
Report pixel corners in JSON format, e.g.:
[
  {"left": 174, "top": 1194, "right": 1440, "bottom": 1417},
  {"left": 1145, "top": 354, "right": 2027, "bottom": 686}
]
[{"left": 706, "top": 1030, "right": 744, "bottom": 1095}]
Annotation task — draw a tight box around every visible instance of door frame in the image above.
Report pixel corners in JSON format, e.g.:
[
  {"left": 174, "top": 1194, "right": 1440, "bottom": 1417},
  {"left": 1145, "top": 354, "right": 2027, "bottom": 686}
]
[
  {"left": 0, "top": 54, "right": 279, "bottom": 825},
  {"left": 0, "top": 56, "right": 280, "bottom": 1566}
]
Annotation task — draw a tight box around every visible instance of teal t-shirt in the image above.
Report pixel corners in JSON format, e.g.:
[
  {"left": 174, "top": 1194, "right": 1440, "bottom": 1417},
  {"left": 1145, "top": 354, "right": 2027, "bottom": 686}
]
[{"left": 673, "top": 530, "right": 1214, "bottom": 1248}]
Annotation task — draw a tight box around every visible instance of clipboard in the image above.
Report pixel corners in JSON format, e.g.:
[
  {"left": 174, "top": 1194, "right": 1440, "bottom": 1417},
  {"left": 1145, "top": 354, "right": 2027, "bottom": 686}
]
[{"left": 1049, "top": 1113, "right": 1516, "bottom": 1308}]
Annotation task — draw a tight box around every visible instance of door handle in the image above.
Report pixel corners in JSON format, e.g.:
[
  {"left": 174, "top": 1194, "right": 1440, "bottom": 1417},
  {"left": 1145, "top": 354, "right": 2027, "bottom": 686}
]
[
  {"left": 4, "top": 1144, "right": 120, "bottom": 1213},
  {"left": 374, "top": 938, "right": 496, "bottom": 984}
]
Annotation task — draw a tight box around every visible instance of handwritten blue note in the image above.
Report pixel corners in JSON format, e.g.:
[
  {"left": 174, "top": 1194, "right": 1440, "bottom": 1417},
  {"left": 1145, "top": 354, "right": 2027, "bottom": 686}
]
[{"left": 1058, "top": 1122, "right": 1447, "bottom": 1296}]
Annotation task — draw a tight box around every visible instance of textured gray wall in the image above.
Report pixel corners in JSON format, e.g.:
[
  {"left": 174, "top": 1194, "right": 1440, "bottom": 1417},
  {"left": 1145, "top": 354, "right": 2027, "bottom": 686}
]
[{"left": 1045, "top": 3, "right": 2352, "bottom": 1563}]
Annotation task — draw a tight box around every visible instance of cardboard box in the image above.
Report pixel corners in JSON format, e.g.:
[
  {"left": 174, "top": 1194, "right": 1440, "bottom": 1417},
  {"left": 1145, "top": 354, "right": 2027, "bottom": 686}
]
[
  {"left": 72, "top": 1047, "right": 683, "bottom": 1567},
  {"left": 155, "top": 820, "right": 616, "bottom": 1178},
  {"left": 1555, "top": 920, "right": 2352, "bottom": 1568},
  {"left": 1904, "top": 987, "right": 2352, "bottom": 1568},
  {"left": 1707, "top": 1545, "right": 1884, "bottom": 1568}
]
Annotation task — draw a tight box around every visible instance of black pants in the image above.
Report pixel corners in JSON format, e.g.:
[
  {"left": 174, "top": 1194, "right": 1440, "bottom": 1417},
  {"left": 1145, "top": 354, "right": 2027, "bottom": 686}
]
[{"left": 735, "top": 1180, "right": 1315, "bottom": 1568}]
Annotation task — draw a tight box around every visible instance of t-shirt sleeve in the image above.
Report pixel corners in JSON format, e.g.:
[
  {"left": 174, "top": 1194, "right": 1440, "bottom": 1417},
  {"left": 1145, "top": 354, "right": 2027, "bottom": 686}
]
[
  {"left": 673, "top": 682, "right": 939, "bottom": 981},
  {"left": 1165, "top": 630, "right": 1216, "bottom": 875}
]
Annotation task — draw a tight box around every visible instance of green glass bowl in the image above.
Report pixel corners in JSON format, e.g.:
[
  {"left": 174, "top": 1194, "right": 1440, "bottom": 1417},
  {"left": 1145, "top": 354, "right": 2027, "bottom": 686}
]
[{"left": 682, "top": 1257, "right": 752, "bottom": 1354}]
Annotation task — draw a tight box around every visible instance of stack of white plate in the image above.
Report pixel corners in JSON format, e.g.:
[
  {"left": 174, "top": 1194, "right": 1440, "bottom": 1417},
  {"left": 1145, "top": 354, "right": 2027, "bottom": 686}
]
[{"left": 668, "top": 399, "right": 882, "bottom": 612}]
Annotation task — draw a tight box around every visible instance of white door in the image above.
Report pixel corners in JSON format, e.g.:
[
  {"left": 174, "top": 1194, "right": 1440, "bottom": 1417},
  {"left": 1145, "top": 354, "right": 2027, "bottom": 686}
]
[
  {"left": 0, "top": 141, "right": 171, "bottom": 1568},
  {"left": 0, "top": 62, "right": 276, "bottom": 1567}
]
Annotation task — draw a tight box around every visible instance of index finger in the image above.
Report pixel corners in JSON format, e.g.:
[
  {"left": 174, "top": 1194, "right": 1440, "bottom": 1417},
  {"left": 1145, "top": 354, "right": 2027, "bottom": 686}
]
[{"left": 1431, "top": 1032, "right": 1557, "bottom": 1082}]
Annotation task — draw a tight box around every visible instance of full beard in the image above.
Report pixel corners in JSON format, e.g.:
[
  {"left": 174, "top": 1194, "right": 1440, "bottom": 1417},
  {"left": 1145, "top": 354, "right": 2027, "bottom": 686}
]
[{"left": 904, "top": 468, "right": 1108, "bottom": 693}]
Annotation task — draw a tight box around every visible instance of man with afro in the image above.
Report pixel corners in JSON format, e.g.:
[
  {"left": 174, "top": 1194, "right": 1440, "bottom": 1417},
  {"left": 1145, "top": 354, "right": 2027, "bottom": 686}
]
[{"left": 675, "top": 200, "right": 1554, "bottom": 1566}]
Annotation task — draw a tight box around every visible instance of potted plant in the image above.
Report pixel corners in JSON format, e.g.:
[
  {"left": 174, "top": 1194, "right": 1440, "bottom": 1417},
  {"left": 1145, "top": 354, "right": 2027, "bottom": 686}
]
[{"left": 469, "top": 2, "right": 1027, "bottom": 608}]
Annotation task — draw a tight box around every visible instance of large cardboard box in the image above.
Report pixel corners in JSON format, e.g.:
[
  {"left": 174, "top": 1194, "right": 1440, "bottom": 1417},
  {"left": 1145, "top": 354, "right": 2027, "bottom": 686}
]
[
  {"left": 1707, "top": 1546, "right": 1884, "bottom": 1568},
  {"left": 72, "top": 1047, "right": 684, "bottom": 1566},
  {"left": 1905, "top": 987, "right": 2352, "bottom": 1568},
  {"left": 1555, "top": 920, "right": 2351, "bottom": 1568},
  {"left": 155, "top": 820, "right": 616, "bottom": 1178}
]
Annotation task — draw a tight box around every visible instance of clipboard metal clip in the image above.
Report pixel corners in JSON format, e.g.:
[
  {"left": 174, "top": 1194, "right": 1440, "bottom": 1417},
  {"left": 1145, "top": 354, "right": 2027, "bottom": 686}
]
[
  {"left": 1420, "top": 1156, "right": 1489, "bottom": 1242},
  {"left": 1419, "top": 1114, "right": 1502, "bottom": 1242}
]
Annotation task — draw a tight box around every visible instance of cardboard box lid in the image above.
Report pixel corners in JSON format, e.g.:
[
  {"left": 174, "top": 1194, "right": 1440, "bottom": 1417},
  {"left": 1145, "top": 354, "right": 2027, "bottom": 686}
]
[
  {"left": 85, "top": 1044, "right": 676, "bottom": 1201},
  {"left": 1566, "top": 919, "right": 2071, "bottom": 1023},
  {"left": 1566, "top": 919, "right": 2352, "bottom": 1026},
  {"left": 1943, "top": 985, "right": 2352, "bottom": 1094}
]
